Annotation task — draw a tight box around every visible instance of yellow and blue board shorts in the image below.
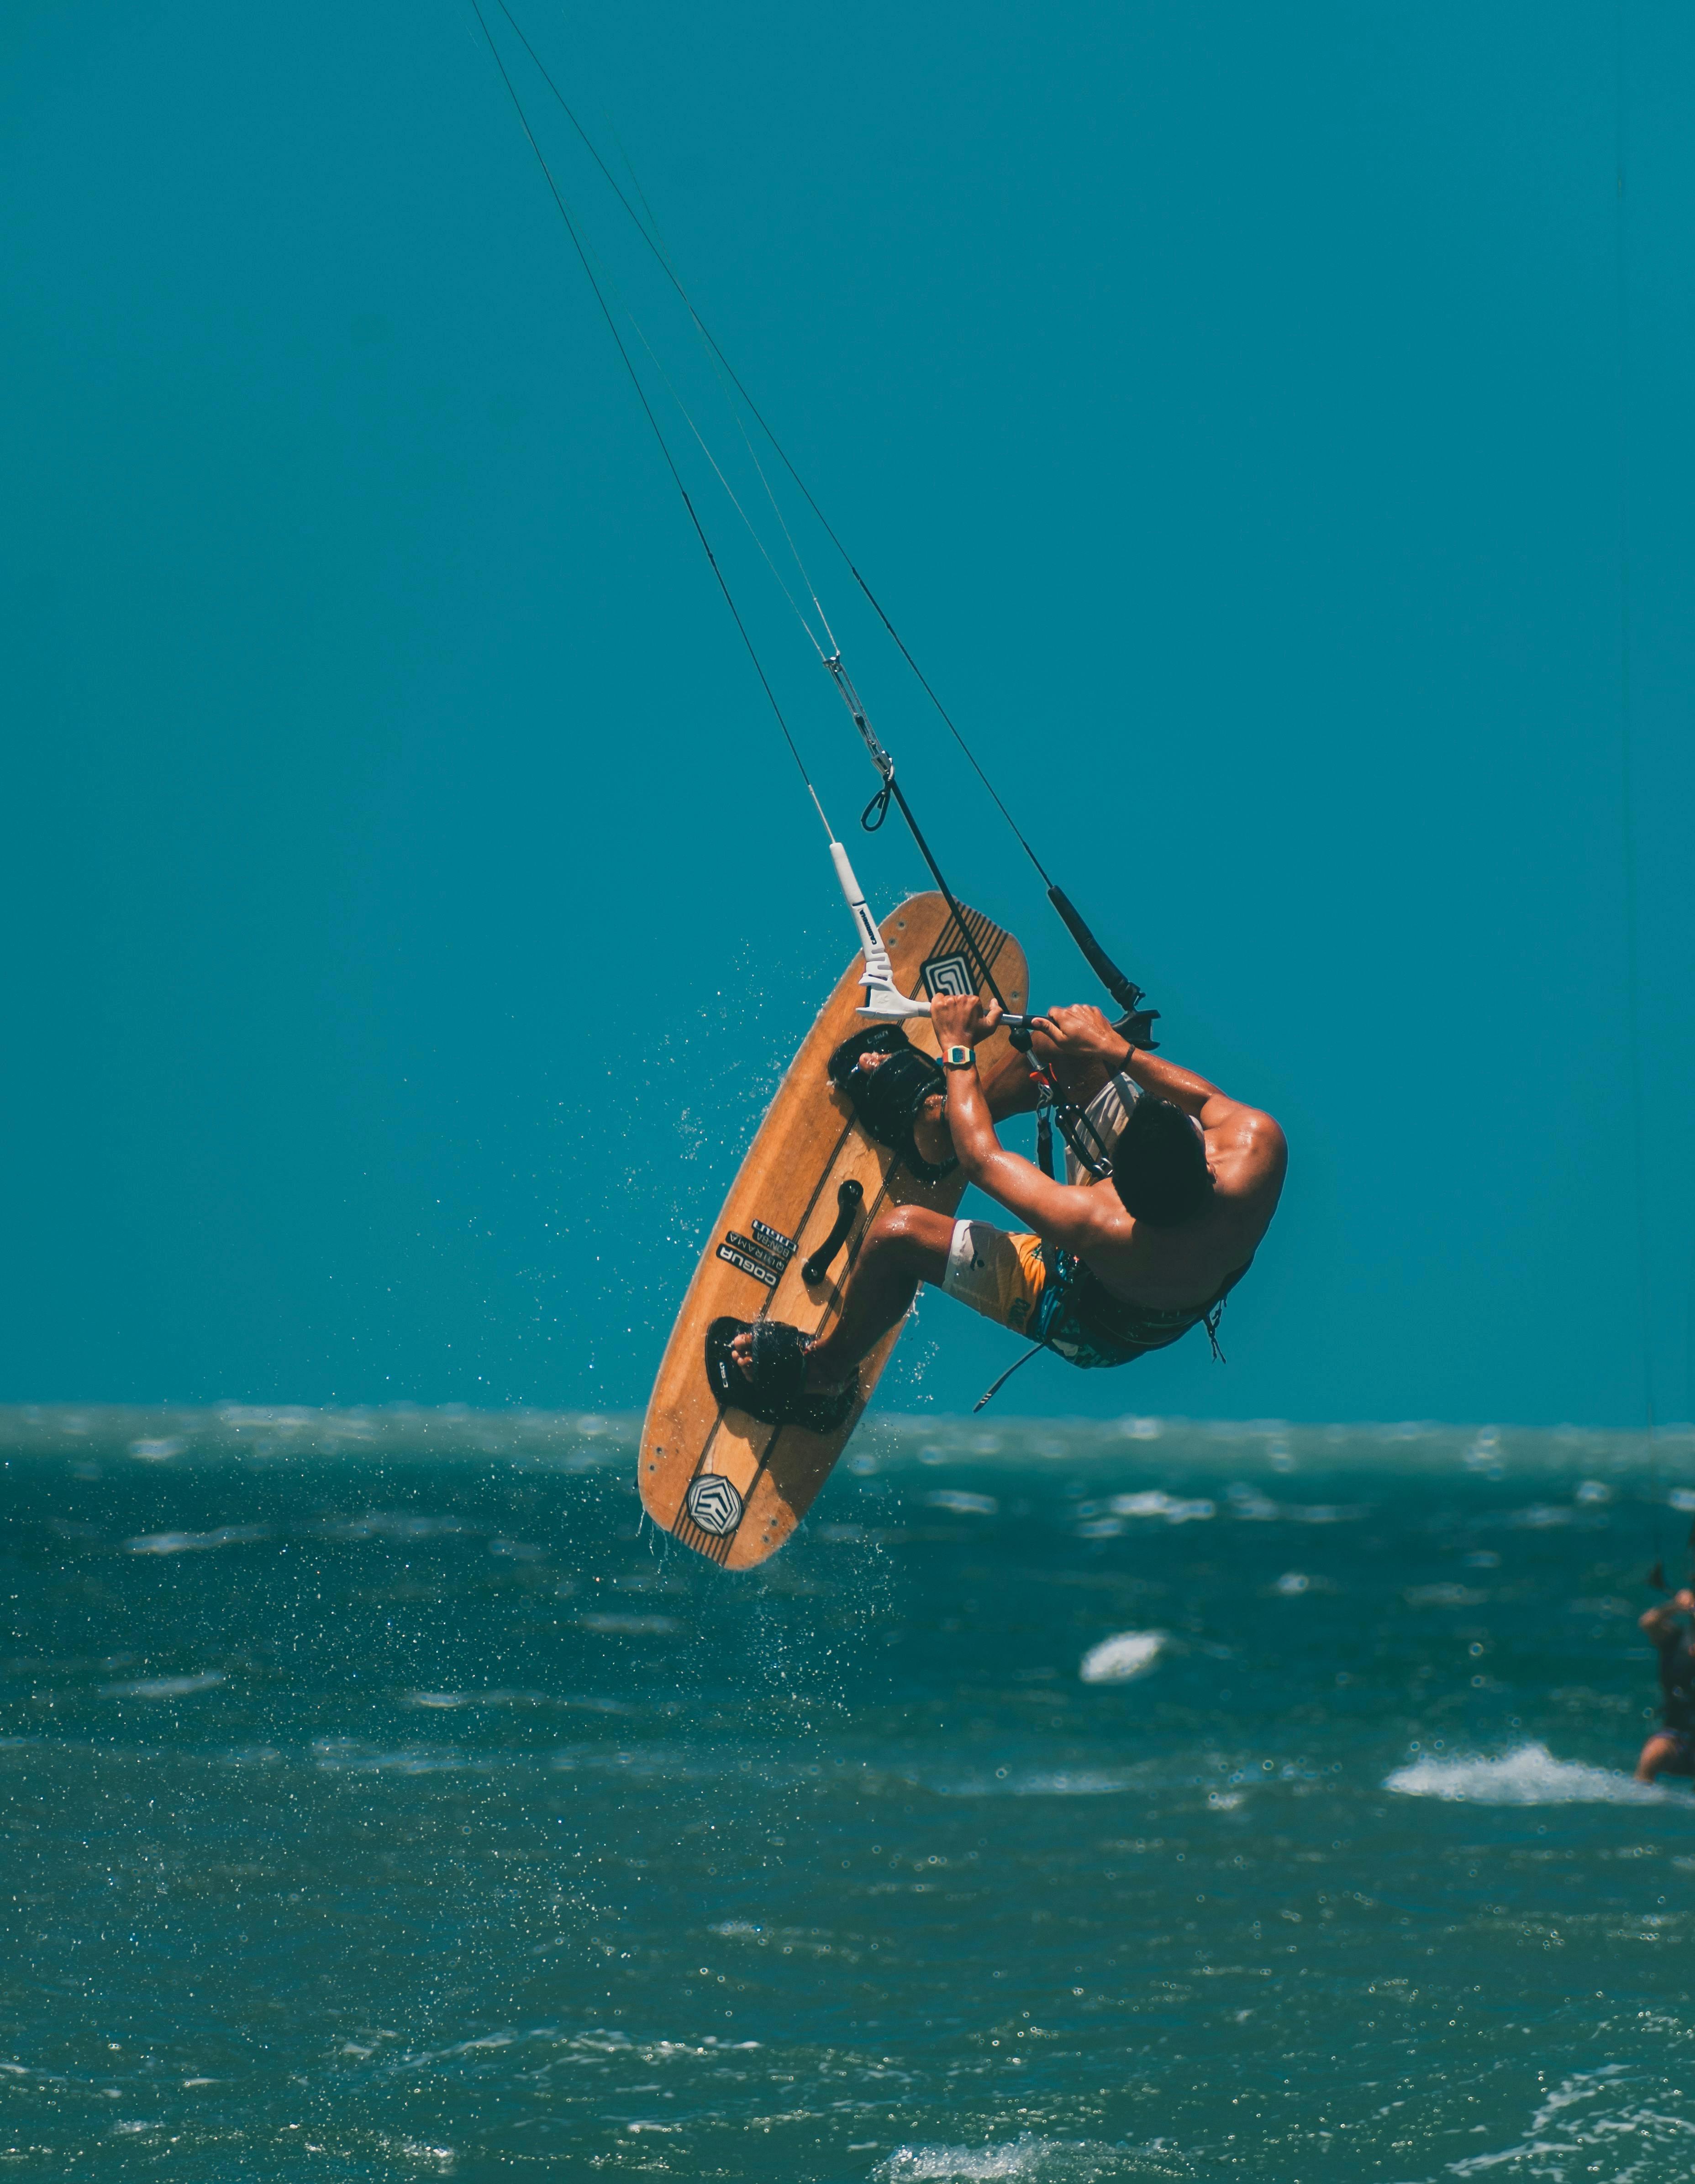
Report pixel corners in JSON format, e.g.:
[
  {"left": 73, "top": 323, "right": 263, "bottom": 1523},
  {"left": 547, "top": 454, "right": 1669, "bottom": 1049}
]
[
  {"left": 942, "top": 1216, "right": 1211, "bottom": 1370},
  {"left": 941, "top": 1219, "right": 1050, "bottom": 1338}
]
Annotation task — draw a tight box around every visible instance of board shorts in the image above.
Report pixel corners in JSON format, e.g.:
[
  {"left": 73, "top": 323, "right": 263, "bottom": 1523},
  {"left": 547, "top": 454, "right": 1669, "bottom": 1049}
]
[
  {"left": 942, "top": 1219, "right": 1183, "bottom": 1370},
  {"left": 942, "top": 1220, "right": 1050, "bottom": 1340}
]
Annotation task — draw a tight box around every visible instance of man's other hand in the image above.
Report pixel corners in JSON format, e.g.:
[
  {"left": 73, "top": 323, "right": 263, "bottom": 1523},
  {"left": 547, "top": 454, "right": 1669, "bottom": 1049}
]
[
  {"left": 931, "top": 992, "right": 1000, "bottom": 1047},
  {"left": 1032, "top": 1003, "right": 1132, "bottom": 1069}
]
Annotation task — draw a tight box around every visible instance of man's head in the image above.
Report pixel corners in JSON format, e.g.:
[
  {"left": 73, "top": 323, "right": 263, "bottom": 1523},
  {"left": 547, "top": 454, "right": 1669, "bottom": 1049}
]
[{"left": 1111, "top": 1096, "right": 1213, "bottom": 1227}]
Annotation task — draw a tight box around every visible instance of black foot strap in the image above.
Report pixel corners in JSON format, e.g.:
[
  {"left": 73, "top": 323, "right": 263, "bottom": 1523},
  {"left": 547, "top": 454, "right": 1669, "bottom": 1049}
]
[
  {"left": 705, "top": 1317, "right": 857, "bottom": 1433},
  {"left": 827, "top": 1025, "right": 957, "bottom": 1184}
]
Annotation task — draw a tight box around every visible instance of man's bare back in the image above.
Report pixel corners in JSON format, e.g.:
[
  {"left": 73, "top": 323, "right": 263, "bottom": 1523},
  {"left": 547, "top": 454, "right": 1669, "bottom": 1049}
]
[
  {"left": 725, "top": 993, "right": 1286, "bottom": 1406},
  {"left": 950, "top": 998, "right": 1286, "bottom": 1315}
]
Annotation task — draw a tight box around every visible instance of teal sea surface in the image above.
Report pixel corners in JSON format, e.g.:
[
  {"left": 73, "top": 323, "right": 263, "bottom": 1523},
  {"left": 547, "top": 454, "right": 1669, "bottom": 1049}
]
[{"left": 4, "top": 1407, "right": 1694, "bottom": 2179}]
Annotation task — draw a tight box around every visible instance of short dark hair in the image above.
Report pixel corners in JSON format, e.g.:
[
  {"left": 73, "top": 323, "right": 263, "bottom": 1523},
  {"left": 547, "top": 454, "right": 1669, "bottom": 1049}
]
[{"left": 1111, "top": 1096, "right": 1212, "bottom": 1227}]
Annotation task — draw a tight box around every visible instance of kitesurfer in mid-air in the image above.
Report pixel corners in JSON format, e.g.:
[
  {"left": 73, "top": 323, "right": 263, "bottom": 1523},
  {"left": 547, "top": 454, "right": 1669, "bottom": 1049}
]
[
  {"left": 718, "top": 993, "right": 1286, "bottom": 1423},
  {"left": 1635, "top": 1588, "right": 1695, "bottom": 1784}
]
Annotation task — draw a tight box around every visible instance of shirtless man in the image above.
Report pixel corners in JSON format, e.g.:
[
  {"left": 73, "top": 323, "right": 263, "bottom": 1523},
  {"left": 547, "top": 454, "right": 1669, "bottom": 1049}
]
[
  {"left": 720, "top": 993, "right": 1286, "bottom": 1419},
  {"left": 1636, "top": 1589, "right": 1695, "bottom": 1785}
]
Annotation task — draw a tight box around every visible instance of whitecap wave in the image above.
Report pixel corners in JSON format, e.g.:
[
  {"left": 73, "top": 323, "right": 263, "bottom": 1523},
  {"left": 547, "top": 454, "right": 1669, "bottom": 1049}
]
[
  {"left": 1448, "top": 2063, "right": 1695, "bottom": 2175},
  {"left": 1079, "top": 1632, "right": 1164, "bottom": 1684},
  {"left": 311, "top": 1741, "right": 479, "bottom": 1774},
  {"left": 124, "top": 1526, "right": 269, "bottom": 1554},
  {"left": 1012, "top": 1771, "right": 1136, "bottom": 1797},
  {"left": 404, "top": 1689, "right": 546, "bottom": 1710},
  {"left": 876, "top": 2134, "right": 1173, "bottom": 2180},
  {"left": 1106, "top": 1492, "right": 1214, "bottom": 1523},
  {"left": 101, "top": 1671, "right": 226, "bottom": 1699},
  {"left": 1384, "top": 1742, "right": 1665, "bottom": 1805},
  {"left": 935, "top": 1769, "right": 1140, "bottom": 1799}
]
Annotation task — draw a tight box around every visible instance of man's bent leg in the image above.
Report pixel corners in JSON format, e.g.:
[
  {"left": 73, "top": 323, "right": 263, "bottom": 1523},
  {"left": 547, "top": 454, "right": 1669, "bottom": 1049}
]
[
  {"left": 804, "top": 1213, "right": 1048, "bottom": 1386},
  {"left": 727, "top": 1209, "right": 1045, "bottom": 1394},
  {"left": 727, "top": 1205, "right": 956, "bottom": 1392},
  {"left": 800, "top": 1205, "right": 955, "bottom": 1388}
]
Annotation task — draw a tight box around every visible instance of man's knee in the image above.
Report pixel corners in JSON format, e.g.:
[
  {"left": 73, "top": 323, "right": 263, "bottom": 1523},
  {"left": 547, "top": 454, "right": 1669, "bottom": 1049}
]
[
  {"left": 865, "top": 1203, "right": 933, "bottom": 1253},
  {"left": 862, "top": 1203, "right": 953, "bottom": 1268}
]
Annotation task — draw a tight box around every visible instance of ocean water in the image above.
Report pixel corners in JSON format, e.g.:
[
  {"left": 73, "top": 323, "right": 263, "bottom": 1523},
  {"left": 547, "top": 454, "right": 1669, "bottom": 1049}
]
[{"left": 4, "top": 1407, "right": 1695, "bottom": 2180}]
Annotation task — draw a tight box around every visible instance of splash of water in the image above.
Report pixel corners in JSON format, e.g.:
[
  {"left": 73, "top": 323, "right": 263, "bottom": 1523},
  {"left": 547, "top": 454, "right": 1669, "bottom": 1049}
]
[{"left": 1384, "top": 1742, "right": 1666, "bottom": 1805}]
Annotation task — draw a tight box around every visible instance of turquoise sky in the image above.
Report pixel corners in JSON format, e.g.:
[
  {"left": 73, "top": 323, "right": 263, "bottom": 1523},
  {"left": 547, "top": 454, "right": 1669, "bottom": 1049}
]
[{"left": 5, "top": 1, "right": 1691, "bottom": 1426}]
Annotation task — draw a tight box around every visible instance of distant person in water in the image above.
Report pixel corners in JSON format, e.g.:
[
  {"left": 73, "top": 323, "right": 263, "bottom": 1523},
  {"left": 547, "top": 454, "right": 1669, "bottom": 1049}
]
[
  {"left": 1635, "top": 1588, "right": 1695, "bottom": 1784},
  {"left": 716, "top": 993, "right": 1286, "bottom": 1426}
]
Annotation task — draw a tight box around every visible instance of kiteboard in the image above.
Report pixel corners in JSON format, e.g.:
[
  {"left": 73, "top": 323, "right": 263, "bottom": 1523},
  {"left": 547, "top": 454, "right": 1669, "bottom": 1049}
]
[{"left": 639, "top": 890, "right": 1029, "bottom": 1568}]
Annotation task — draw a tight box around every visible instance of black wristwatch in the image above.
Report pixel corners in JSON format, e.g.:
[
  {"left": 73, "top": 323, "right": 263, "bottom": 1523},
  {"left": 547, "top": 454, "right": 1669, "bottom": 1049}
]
[{"left": 942, "top": 1044, "right": 976, "bottom": 1071}]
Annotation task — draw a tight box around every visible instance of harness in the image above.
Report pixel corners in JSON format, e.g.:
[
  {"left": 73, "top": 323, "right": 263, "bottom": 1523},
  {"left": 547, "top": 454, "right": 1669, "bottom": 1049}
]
[
  {"left": 1037, "top": 1251, "right": 1243, "bottom": 1365},
  {"left": 971, "top": 1059, "right": 1236, "bottom": 1410}
]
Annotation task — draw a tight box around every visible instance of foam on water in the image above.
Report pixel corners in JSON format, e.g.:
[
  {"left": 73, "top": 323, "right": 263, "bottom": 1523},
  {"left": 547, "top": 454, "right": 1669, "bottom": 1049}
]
[
  {"left": 1448, "top": 2066, "right": 1695, "bottom": 2177},
  {"left": 1078, "top": 1631, "right": 1164, "bottom": 1683},
  {"left": 935, "top": 1767, "right": 1144, "bottom": 1798},
  {"left": 125, "top": 1525, "right": 270, "bottom": 1553},
  {"left": 100, "top": 1671, "right": 226, "bottom": 1698},
  {"left": 1103, "top": 1491, "right": 1214, "bottom": 1522},
  {"left": 876, "top": 2136, "right": 1166, "bottom": 2181},
  {"left": 1384, "top": 1741, "right": 1669, "bottom": 1805}
]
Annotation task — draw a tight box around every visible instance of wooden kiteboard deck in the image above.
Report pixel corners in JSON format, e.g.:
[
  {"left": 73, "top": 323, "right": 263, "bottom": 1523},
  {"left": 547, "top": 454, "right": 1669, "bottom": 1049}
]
[{"left": 639, "top": 891, "right": 1029, "bottom": 1568}]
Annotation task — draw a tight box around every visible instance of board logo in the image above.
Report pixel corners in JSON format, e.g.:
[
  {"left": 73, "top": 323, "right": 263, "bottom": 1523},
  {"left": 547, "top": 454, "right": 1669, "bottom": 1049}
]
[
  {"left": 716, "top": 1229, "right": 787, "bottom": 1286},
  {"left": 751, "top": 1220, "right": 796, "bottom": 1260},
  {"left": 921, "top": 953, "right": 974, "bottom": 1000},
  {"left": 686, "top": 1473, "right": 744, "bottom": 1536}
]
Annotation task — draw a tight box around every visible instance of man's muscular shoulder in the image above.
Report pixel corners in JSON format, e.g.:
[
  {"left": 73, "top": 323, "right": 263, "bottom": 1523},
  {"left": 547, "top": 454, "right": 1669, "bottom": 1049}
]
[{"left": 1213, "top": 1104, "right": 1287, "bottom": 1189}]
